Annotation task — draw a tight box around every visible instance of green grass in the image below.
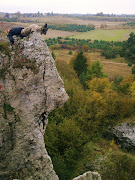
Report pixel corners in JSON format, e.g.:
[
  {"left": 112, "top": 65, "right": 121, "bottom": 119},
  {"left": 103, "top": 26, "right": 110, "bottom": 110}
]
[{"left": 69, "top": 29, "right": 135, "bottom": 41}]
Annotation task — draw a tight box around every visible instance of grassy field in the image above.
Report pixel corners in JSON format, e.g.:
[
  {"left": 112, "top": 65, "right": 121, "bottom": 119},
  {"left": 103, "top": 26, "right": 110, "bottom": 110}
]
[
  {"left": 52, "top": 49, "right": 132, "bottom": 78},
  {"left": 69, "top": 29, "right": 135, "bottom": 41}
]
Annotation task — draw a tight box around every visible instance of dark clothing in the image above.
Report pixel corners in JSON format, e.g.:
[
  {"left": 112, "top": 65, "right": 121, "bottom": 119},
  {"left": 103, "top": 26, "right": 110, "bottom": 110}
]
[{"left": 7, "top": 27, "right": 24, "bottom": 44}]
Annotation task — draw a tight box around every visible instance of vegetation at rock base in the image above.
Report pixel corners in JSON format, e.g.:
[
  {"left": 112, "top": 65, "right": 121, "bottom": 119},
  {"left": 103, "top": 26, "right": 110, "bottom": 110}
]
[
  {"left": 45, "top": 50, "right": 135, "bottom": 179},
  {"left": 51, "top": 51, "right": 56, "bottom": 60},
  {"left": 0, "top": 41, "right": 11, "bottom": 57}
]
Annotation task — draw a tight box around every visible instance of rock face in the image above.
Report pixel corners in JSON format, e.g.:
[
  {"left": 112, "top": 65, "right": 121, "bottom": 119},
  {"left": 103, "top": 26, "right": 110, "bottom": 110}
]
[
  {"left": 112, "top": 122, "right": 135, "bottom": 150},
  {"left": 0, "top": 32, "right": 68, "bottom": 179},
  {"left": 73, "top": 171, "right": 101, "bottom": 180}
]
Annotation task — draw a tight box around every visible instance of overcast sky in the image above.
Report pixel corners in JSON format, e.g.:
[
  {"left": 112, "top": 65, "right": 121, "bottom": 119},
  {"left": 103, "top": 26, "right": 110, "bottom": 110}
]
[{"left": 0, "top": 0, "right": 135, "bottom": 14}]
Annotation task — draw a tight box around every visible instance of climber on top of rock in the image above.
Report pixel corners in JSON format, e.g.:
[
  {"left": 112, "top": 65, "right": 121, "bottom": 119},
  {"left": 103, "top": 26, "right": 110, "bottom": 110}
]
[{"left": 7, "top": 23, "right": 48, "bottom": 45}]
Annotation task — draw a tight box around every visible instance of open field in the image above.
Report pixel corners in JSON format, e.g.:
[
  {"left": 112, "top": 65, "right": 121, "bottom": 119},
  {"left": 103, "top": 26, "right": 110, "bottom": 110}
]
[
  {"left": 69, "top": 29, "right": 135, "bottom": 41},
  {"left": 28, "top": 16, "right": 124, "bottom": 28},
  {"left": 53, "top": 49, "right": 132, "bottom": 77}
]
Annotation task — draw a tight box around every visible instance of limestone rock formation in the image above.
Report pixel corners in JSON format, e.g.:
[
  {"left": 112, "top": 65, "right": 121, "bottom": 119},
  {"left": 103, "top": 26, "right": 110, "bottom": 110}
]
[
  {"left": 73, "top": 171, "right": 101, "bottom": 180},
  {"left": 0, "top": 32, "right": 68, "bottom": 179},
  {"left": 112, "top": 121, "right": 135, "bottom": 150}
]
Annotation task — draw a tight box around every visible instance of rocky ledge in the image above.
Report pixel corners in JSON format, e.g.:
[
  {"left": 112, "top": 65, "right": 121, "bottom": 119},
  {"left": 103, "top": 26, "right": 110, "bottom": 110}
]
[{"left": 0, "top": 32, "right": 68, "bottom": 179}]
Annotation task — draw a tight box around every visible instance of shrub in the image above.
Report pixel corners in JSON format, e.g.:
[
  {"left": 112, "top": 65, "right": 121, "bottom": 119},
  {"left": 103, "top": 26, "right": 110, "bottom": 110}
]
[
  {"left": 100, "top": 152, "right": 135, "bottom": 180},
  {"left": 128, "top": 62, "right": 132, "bottom": 67},
  {"left": 68, "top": 50, "right": 72, "bottom": 55},
  {"left": 132, "top": 65, "right": 135, "bottom": 74},
  {"left": 100, "top": 23, "right": 107, "bottom": 29},
  {"left": 51, "top": 51, "right": 56, "bottom": 60},
  {"left": 0, "top": 41, "right": 10, "bottom": 56}
]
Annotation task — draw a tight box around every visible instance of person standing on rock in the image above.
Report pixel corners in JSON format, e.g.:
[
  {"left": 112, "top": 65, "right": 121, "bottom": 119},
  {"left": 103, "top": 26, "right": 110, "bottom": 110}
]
[{"left": 7, "top": 23, "right": 48, "bottom": 45}]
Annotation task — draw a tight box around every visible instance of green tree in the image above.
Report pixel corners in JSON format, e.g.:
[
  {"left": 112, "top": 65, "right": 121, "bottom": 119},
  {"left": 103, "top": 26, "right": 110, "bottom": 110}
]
[
  {"left": 86, "top": 60, "right": 107, "bottom": 80},
  {"left": 128, "top": 32, "right": 135, "bottom": 47},
  {"left": 73, "top": 51, "right": 88, "bottom": 77}
]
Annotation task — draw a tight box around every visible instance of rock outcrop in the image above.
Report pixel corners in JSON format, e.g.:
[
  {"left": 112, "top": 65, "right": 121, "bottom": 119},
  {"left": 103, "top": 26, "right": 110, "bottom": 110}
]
[
  {"left": 112, "top": 121, "right": 135, "bottom": 150},
  {"left": 0, "top": 32, "right": 68, "bottom": 179},
  {"left": 73, "top": 171, "right": 101, "bottom": 180}
]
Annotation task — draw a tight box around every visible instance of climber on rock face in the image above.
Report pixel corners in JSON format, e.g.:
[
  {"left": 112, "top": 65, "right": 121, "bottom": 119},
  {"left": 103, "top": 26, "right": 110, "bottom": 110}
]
[{"left": 7, "top": 23, "right": 48, "bottom": 45}]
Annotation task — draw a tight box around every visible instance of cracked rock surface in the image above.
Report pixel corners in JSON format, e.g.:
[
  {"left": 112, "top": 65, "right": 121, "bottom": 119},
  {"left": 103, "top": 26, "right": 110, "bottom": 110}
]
[{"left": 0, "top": 32, "right": 68, "bottom": 179}]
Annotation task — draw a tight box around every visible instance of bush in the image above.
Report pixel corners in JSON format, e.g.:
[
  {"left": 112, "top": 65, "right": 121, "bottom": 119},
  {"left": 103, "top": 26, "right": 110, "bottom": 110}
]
[
  {"left": 0, "top": 42, "right": 10, "bottom": 56},
  {"left": 51, "top": 51, "right": 56, "bottom": 60},
  {"left": 132, "top": 65, "right": 135, "bottom": 74},
  {"left": 100, "top": 152, "right": 135, "bottom": 180},
  {"left": 68, "top": 50, "right": 72, "bottom": 55},
  {"left": 128, "top": 62, "right": 132, "bottom": 67},
  {"left": 101, "top": 48, "right": 117, "bottom": 59}
]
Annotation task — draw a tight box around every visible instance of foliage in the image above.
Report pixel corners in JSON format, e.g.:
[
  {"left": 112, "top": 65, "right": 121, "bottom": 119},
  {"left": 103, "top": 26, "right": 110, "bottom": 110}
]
[
  {"left": 130, "top": 81, "right": 135, "bottom": 100},
  {"left": 0, "top": 67, "right": 10, "bottom": 79},
  {"left": 128, "top": 62, "right": 132, "bottom": 67},
  {"left": 82, "top": 44, "right": 89, "bottom": 52},
  {"left": 101, "top": 47, "right": 117, "bottom": 59},
  {"left": 120, "top": 32, "right": 135, "bottom": 63},
  {"left": 100, "top": 152, "right": 135, "bottom": 180},
  {"left": 68, "top": 50, "right": 72, "bottom": 55},
  {"left": 132, "top": 65, "right": 135, "bottom": 74},
  {"left": 123, "top": 21, "right": 135, "bottom": 27},
  {"left": 48, "top": 24, "right": 95, "bottom": 32},
  {"left": 3, "top": 103, "right": 14, "bottom": 112},
  {"left": 87, "top": 78, "right": 111, "bottom": 93},
  {"left": 51, "top": 51, "right": 56, "bottom": 60},
  {"left": 73, "top": 51, "right": 88, "bottom": 77},
  {"left": 45, "top": 59, "right": 135, "bottom": 180},
  {"left": 0, "top": 41, "right": 11, "bottom": 56},
  {"left": 0, "top": 17, "right": 18, "bottom": 22},
  {"left": 86, "top": 61, "right": 107, "bottom": 80}
]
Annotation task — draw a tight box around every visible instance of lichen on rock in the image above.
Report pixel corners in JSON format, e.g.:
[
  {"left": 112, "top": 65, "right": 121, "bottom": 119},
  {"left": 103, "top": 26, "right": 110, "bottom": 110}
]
[
  {"left": 72, "top": 171, "right": 101, "bottom": 180},
  {"left": 0, "top": 32, "right": 68, "bottom": 179}
]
